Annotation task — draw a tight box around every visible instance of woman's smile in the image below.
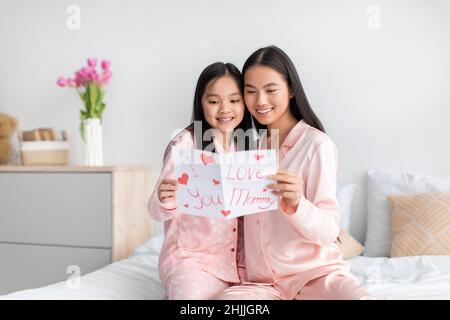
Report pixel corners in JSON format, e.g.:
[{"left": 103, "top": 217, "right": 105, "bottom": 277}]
[{"left": 255, "top": 106, "right": 274, "bottom": 115}]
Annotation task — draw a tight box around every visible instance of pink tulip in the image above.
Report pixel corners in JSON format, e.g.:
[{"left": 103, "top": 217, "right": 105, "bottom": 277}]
[
  {"left": 87, "top": 68, "right": 99, "bottom": 82},
  {"left": 101, "top": 60, "right": 111, "bottom": 70},
  {"left": 93, "top": 72, "right": 101, "bottom": 85},
  {"left": 80, "top": 67, "right": 89, "bottom": 79},
  {"left": 101, "top": 70, "right": 112, "bottom": 86},
  {"left": 87, "top": 58, "right": 97, "bottom": 67},
  {"left": 75, "top": 70, "right": 83, "bottom": 79},
  {"left": 80, "top": 67, "right": 93, "bottom": 81},
  {"left": 56, "top": 76, "right": 68, "bottom": 87},
  {"left": 75, "top": 71, "right": 86, "bottom": 86},
  {"left": 68, "top": 78, "right": 78, "bottom": 87}
]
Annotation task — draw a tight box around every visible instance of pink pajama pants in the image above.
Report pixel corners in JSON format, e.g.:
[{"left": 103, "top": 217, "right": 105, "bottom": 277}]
[
  {"left": 213, "top": 271, "right": 373, "bottom": 300},
  {"left": 165, "top": 217, "right": 246, "bottom": 300},
  {"left": 164, "top": 267, "right": 231, "bottom": 300}
]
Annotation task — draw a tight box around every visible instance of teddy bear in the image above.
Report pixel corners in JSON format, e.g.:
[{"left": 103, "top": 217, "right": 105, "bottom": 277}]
[{"left": 0, "top": 113, "right": 18, "bottom": 165}]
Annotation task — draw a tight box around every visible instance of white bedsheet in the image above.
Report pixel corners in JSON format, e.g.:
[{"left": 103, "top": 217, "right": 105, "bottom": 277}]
[
  {"left": 350, "top": 255, "right": 450, "bottom": 299},
  {"left": 0, "top": 236, "right": 166, "bottom": 300},
  {"left": 1, "top": 235, "right": 449, "bottom": 300}
]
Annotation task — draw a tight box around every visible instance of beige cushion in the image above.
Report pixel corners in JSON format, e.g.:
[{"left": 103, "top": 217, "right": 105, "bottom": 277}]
[
  {"left": 388, "top": 192, "right": 450, "bottom": 257},
  {"left": 335, "top": 230, "right": 365, "bottom": 259}
]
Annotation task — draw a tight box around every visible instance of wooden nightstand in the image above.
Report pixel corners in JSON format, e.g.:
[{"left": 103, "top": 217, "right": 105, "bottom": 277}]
[{"left": 0, "top": 166, "right": 152, "bottom": 295}]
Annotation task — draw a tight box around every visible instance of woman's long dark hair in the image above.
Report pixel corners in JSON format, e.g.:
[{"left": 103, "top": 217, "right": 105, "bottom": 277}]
[
  {"left": 242, "top": 45, "right": 325, "bottom": 133},
  {"left": 243, "top": 46, "right": 341, "bottom": 241},
  {"left": 163, "top": 62, "right": 254, "bottom": 161}
]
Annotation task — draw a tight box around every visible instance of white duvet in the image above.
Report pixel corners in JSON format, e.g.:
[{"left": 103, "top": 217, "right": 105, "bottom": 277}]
[{"left": 1, "top": 235, "right": 449, "bottom": 300}]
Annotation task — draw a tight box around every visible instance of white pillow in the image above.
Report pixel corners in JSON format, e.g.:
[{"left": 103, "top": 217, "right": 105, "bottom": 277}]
[
  {"left": 337, "top": 184, "right": 357, "bottom": 232},
  {"left": 364, "top": 169, "right": 450, "bottom": 257}
]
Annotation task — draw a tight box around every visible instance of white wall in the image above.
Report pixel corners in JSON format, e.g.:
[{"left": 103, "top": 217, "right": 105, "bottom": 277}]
[{"left": 1, "top": 0, "right": 449, "bottom": 243}]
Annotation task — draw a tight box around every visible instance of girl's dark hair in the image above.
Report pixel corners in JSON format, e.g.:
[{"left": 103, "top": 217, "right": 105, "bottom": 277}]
[
  {"left": 163, "top": 62, "right": 254, "bottom": 161},
  {"left": 242, "top": 45, "right": 325, "bottom": 133}
]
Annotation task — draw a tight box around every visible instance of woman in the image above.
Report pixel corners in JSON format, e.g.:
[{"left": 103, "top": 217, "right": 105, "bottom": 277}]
[{"left": 214, "top": 46, "right": 372, "bottom": 300}]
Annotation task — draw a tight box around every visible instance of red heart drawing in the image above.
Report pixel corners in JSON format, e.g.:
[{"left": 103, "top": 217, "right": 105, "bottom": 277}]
[
  {"left": 184, "top": 203, "right": 189, "bottom": 208},
  {"left": 201, "top": 153, "right": 215, "bottom": 166},
  {"left": 212, "top": 179, "right": 220, "bottom": 185},
  {"left": 177, "top": 173, "right": 189, "bottom": 185},
  {"left": 254, "top": 154, "right": 264, "bottom": 161},
  {"left": 221, "top": 210, "right": 231, "bottom": 217}
]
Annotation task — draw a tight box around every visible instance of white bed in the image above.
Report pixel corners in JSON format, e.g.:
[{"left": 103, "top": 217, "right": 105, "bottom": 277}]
[{"left": 1, "top": 235, "right": 449, "bottom": 300}]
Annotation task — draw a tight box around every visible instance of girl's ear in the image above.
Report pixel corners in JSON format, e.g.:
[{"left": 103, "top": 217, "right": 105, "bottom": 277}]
[{"left": 289, "top": 88, "right": 294, "bottom": 99}]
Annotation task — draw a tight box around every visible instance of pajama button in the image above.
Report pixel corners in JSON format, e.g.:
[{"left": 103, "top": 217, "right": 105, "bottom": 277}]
[
  {"left": 233, "top": 228, "right": 236, "bottom": 232},
  {"left": 256, "top": 220, "right": 260, "bottom": 225},
  {"left": 231, "top": 248, "right": 235, "bottom": 252}
]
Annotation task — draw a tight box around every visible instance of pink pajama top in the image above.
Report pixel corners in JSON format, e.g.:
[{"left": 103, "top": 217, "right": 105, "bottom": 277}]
[
  {"left": 243, "top": 120, "right": 351, "bottom": 299},
  {"left": 147, "top": 130, "right": 245, "bottom": 285}
]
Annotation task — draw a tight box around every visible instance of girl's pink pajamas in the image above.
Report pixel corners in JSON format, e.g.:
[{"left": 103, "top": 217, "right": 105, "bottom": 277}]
[{"left": 147, "top": 131, "right": 245, "bottom": 299}]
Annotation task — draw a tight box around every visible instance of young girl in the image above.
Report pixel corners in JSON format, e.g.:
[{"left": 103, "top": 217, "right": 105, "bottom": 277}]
[
  {"left": 147, "top": 62, "right": 253, "bottom": 299},
  {"left": 214, "top": 46, "right": 372, "bottom": 300}
]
